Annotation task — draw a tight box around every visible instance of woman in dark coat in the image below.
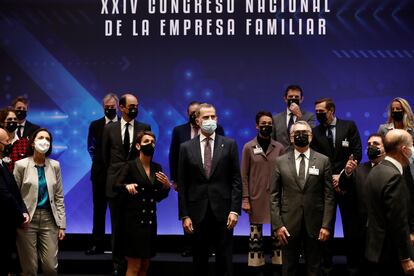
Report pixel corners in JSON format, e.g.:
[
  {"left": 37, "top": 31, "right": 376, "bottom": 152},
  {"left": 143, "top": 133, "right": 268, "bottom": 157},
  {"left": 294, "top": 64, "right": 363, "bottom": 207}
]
[{"left": 116, "top": 130, "right": 170, "bottom": 276}]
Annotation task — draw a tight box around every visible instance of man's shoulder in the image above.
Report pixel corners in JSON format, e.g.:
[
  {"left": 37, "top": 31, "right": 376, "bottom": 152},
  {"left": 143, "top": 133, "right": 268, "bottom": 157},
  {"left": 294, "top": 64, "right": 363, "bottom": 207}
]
[
  {"left": 273, "top": 111, "right": 286, "bottom": 120},
  {"left": 311, "top": 150, "right": 329, "bottom": 161},
  {"left": 173, "top": 122, "right": 190, "bottom": 133},
  {"left": 337, "top": 118, "right": 357, "bottom": 128},
  {"left": 26, "top": 120, "right": 40, "bottom": 129},
  {"left": 90, "top": 117, "right": 105, "bottom": 127}
]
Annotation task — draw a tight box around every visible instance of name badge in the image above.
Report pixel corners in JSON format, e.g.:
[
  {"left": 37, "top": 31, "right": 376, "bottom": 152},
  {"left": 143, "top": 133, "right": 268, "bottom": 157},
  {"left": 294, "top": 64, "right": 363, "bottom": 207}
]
[
  {"left": 309, "top": 166, "right": 319, "bottom": 176},
  {"left": 342, "top": 139, "right": 349, "bottom": 148},
  {"left": 253, "top": 145, "right": 264, "bottom": 155}
]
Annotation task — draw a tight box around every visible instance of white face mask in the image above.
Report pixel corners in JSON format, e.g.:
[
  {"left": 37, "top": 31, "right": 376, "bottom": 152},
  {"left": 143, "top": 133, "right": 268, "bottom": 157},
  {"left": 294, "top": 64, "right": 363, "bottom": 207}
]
[
  {"left": 34, "top": 138, "right": 50, "bottom": 154},
  {"left": 200, "top": 119, "right": 217, "bottom": 135}
]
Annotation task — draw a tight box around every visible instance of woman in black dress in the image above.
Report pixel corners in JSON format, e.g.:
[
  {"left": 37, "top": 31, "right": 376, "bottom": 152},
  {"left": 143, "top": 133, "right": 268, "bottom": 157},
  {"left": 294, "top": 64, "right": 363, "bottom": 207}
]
[{"left": 116, "top": 130, "right": 170, "bottom": 276}]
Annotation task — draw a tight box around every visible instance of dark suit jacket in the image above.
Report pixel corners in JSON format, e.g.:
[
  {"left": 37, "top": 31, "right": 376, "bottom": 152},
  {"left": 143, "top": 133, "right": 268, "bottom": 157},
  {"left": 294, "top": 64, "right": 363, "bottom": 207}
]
[
  {"left": 169, "top": 122, "right": 224, "bottom": 182},
  {"left": 102, "top": 120, "right": 151, "bottom": 198},
  {"left": 272, "top": 110, "right": 316, "bottom": 148},
  {"left": 339, "top": 162, "right": 373, "bottom": 237},
  {"left": 21, "top": 120, "right": 40, "bottom": 139},
  {"left": 311, "top": 118, "right": 362, "bottom": 174},
  {"left": 365, "top": 160, "right": 413, "bottom": 263},
  {"left": 177, "top": 134, "right": 242, "bottom": 224},
  {"left": 0, "top": 163, "right": 27, "bottom": 228},
  {"left": 270, "top": 149, "right": 335, "bottom": 237},
  {"left": 116, "top": 160, "right": 170, "bottom": 225}
]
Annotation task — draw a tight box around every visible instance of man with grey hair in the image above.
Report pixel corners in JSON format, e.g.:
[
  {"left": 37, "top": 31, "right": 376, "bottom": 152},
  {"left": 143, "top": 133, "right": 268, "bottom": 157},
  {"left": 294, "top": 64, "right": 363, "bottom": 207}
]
[
  {"left": 178, "top": 103, "right": 242, "bottom": 276},
  {"left": 270, "top": 120, "right": 335, "bottom": 276},
  {"left": 86, "top": 93, "right": 119, "bottom": 255},
  {"left": 365, "top": 129, "right": 414, "bottom": 275}
]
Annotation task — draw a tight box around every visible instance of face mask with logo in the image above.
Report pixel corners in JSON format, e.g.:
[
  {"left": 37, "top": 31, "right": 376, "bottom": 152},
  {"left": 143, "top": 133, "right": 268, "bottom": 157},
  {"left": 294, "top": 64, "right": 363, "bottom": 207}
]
[
  {"left": 287, "top": 99, "right": 300, "bottom": 108},
  {"left": 5, "top": 122, "right": 18, "bottom": 133},
  {"left": 15, "top": 110, "right": 27, "bottom": 121},
  {"left": 316, "top": 113, "right": 328, "bottom": 125},
  {"left": 127, "top": 107, "right": 138, "bottom": 119},
  {"left": 105, "top": 108, "right": 117, "bottom": 120},
  {"left": 140, "top": 143, "right": 155, "bottom": 157},
  {"left": 367, "top": 146, "right": 382, "bottom": 161},
  {"left": 201, "top": 119, "right": 217, "bottom": 135},
  {"left": 259, "top": 125, "right": 272, "bottom": 137},
  {"left": 391, "top": 111, "right": 404, "bottom": 122},
  {"left": 34, "top": 138, "right": 50, "bottom": 154},
  {"left": 293, "top": 133, "right": 309, "bottom": 148}
]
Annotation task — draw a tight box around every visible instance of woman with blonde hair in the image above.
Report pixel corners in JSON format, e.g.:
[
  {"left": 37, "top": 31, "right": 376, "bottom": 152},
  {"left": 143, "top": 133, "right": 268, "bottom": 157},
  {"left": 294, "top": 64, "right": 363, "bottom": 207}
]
[{"left": 378, "top": 97, "right": 414, "bottom": 139}]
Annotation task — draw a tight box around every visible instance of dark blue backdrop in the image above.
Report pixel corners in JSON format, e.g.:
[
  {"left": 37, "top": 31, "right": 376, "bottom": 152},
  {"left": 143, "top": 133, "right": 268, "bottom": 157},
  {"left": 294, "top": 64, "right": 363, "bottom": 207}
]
[{"left": 1, "top": 0, "right": 414, "bottom": 237}]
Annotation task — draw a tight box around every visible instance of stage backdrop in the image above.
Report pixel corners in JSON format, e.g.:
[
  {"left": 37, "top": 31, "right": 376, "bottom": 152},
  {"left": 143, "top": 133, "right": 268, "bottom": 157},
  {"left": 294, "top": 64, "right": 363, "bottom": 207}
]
[{"left": 1, "top": 0, "right": 414, "bottom": 237}]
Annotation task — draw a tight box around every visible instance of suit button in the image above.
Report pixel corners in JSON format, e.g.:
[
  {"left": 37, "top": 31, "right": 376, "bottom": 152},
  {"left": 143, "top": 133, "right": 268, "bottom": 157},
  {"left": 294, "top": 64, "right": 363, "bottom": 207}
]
[
  {"left": 150, "top": 199, "right": 154, "bottom": 202},
  {"left": 141, "top": 220, "right": 144, "bottom": 224},
  {"left": 154, "top": 189, "right": 158, "bottom": 192},
  {"left": 149, "top": 221, "right": 152, "bottom": 224},
  {"left": 142, "top": 187, "right": 145, "bottom": 191},
  {"left": 143, "top": 199, "right": 146, "bottom": 202},
  {"left": 151, "top": 210, "right": 154, "bottom": 214},
  {"left": 143, "top": 210, "right": 146, "bottom": 213}
]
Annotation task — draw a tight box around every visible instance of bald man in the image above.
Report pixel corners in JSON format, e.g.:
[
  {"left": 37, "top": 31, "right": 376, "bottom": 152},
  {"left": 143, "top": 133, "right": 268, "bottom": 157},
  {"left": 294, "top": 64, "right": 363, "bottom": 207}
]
[
  {"left": 102, "top": 93, "right": 151, "bottom": 275},
  {"left": 365, "top": 129, "right": 414, "bottom": 276}
]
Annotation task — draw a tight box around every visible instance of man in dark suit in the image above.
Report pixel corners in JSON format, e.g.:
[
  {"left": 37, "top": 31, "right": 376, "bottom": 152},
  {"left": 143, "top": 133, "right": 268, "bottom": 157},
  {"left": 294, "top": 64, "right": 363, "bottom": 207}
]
[
  {"left": 270, "top": 121, "right": 335, "bottom": 276},
  {"left": 338, "top": 134, "right": 385, "bottom": 275},
  {"left": 11, "top": 96, "right": 40, "bottom": 139},
  {"left": 0, "top": 128, "right": 29, "bottom": 276},
  {"left": 310, "top": 98, "right": 362, "bottom": 275},
  {"left": 272, "top": 85, "right": 316, "bottom": 148},
  {"left": 85, "top": 93, "right": 119, "bottom": 255},
  {"left": 365, "top": 129, "right": 414, "bottom": 275},
  {"left": 102, "top": 93, "right": 151, "bottom": 275},
  {"left": 169, "top": 101, "right": 225, "bottom": 257},
  {"left": 178, "top": 103, "right": 241, "bottom": 276}
]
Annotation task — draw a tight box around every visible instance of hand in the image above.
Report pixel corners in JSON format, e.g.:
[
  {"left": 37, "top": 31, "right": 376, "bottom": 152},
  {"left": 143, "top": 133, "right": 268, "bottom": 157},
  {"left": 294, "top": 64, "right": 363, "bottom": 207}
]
[
  {"left": 289, "top": 102, "right": 302, "bottom": 118},
  {"left": 155, "top": 172, "right": 170, "bottom": 189},
  {"left": 410, "top": 233, "right": 414, "bottom": 246},
  {"left": 242, "top": 199, "right": 251, "bottom": 214},
  {"left": 332, "top": 174, "right": 341, "bottom": 192},
  {"left": 318, "top": 228, "right": 330, "bottom": 242},
  {"left": 227, "top": 213, "right": 238, "bottom": 230},
  {"left": 345, "top": 154, "right": 358, "bottom": 176},
  {"left": 20, "top": 213, "right": 30, "bottom": 229},
  {"left": 182, "top": 217, "right": 194, "bottom": 234},
  {"left": 125, "top": 184, "right": 138, "bottom": 195},
  {"left": 276, "top": 226, "right": 290, "bottom": 246},
  {"left": 58, "top": 229, "right": 65, "bottom": 240},
  {"left": 401, "top": 259, "right": 414, "bottom": 274}
]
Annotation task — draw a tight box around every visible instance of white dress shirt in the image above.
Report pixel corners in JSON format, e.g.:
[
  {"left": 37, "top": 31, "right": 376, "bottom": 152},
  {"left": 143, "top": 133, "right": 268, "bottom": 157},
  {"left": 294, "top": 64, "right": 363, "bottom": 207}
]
[
  {"left": 105, "top": 116, "right": 118, "bottom": 125},
  {"left": 294, "top": 148, "right": 310, "bottom": 179},
  {"left": 199, "top": 132, "right": 215, "bottom": 165},
  {"left": 286, "top": 108, "right": 297, "bottom": 127},
  {"left": 120, "top": 118, "right": 133, "bottom": 146}
]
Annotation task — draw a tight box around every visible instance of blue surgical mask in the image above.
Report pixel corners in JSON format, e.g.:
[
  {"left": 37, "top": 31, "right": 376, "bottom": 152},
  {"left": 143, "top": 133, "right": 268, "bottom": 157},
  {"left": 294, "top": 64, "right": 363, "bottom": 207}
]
[{"left": 200, "top": 119, "right": 217, "bottom": 135}]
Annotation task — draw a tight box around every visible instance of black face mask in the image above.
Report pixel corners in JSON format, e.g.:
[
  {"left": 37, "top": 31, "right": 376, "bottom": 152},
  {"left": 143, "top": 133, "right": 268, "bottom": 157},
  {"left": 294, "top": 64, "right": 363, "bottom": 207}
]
[
  {"left": 189, "top": 112, "right": 197, "bottom": 126},
  {"left": 316, "top": 112, "right": 328, "bottom": 125},
  {"left": 259, "top": 125, "right": 272, "bottom": 137},
  {"left": 367, "top": 146, "right": 382, "bottom": 160},
  {"left": 15, "top": 110, "right": 27, "bottom": 121},
  {"left": 140, "top": 143, "right": 155, "bottom": 157},
  {"left": 391, "top": 111, "right": 404, "bottom": 122},
  {"left": 287, "top": 99, "right": 300, "bottom": 108},
  {"left": 1, "top": 142, "right": 13, "bottom": 156},
  {"left": 294, "top": 133, "right": 309, "bottom": 148},
  {"left": 127, "top": 107, "right": 138, "bottom": 119},
  {"left": 5, "top": 122, "right": 18, "bottom": 133},
  {"left": 105, "top": 108, "right": 117, "bottom": 120}
]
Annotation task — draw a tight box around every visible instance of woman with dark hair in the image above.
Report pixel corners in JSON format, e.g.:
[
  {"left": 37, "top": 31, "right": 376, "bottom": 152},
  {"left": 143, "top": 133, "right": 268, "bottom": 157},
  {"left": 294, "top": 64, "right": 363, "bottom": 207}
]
[
  {"left": 116, "top": 130, "right": 170, "bottom": 276},
  {"left": 13, "top": 128, "right": 66, "bottom": 276},
  {"left": 0, "top": 107, "right": 29, "bottom": 172}
]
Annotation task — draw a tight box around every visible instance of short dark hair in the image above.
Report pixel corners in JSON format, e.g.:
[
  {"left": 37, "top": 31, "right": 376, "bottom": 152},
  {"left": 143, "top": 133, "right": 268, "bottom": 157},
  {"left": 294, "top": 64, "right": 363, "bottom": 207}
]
[
  {"left": 119, "top": 95, "right": 127, "bottom": 107},
  {"left": 27, "top": 128, "right": 53, "bottom": 157},
  {"left": 187, "top": 101, "right": 201, "bottom": 113},
  {"left": 315, "top": 98, "right": 336, "bottom": 113},
  {"left": 255, "top": 111, "right": 273, "bottom": 124},
  {"left": 0, "top": 107, "right": 16, "bottom": 125},
  {"left": 284, "top": 85, "right": 303, "bottom": 97},
  {"left": 11, "top": 96, "right": 29, "bottom": 107},
  {"left": 136, "top": 130, "right": 156, "bottom": 145},
  {"left": 368, "top": 133, "right": 383, "bottom": 143}
]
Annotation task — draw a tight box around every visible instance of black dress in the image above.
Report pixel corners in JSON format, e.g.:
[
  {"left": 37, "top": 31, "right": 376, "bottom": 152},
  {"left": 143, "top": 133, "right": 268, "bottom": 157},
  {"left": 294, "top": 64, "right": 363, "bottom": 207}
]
[{"left": 117, "top": 159, "right": 170, "bottom": 258}]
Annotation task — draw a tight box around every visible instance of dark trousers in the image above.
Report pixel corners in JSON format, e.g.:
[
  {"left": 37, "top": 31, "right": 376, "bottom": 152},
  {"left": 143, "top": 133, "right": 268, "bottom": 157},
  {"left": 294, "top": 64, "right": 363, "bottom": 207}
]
[
  {"left": 109, "top": 196, "right": 126, "bottom": 270},
  {"left": 192, "top": 206, "right": 233, "bottom": 276},
  {"left": 0, "top": 228, "right": 16, "bottom": 276},
  {"left": 282, "top": 222, "right": 322, "bottom": 276},
  {"left": 91, "top": 178, "right": 108, "bottom": 245}
]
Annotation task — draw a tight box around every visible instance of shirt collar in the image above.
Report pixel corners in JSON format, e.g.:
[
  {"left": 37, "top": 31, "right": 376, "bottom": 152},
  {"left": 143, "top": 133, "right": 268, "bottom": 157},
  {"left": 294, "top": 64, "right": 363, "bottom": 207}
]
[
  {"left": 19, "top": 121, "right": 26, "bottom": 127},
  {"left": 294, "top": 148, "right": 310, "bottom": 160},
  {"left": 200, "top": 132, "right": 216, "bottom": 142},
  {"left": 105, "top": 116, "right": 118, "bottom": 124},
  {"left": 286, "top": 108, "right": 293, "bottom": 116},
  {"left": 330, "top": 117, "right": 337, "bottom": 127},
  {"left": 121, "top": 117, "right": 133, "bottom": 127},
  {"left": 11, "top": 134, "right": 19, "bottom": 144},
  {"left": 384, "top": 156, "right": 403, "bottom": 175}
]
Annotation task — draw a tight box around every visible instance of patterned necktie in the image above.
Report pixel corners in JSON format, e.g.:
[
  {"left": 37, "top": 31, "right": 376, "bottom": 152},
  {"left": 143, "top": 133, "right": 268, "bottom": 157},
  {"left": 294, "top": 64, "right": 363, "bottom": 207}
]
[
  {"left": 287, "top": 113, "right": 295, "bottom": 136},
  {"left": 298, "top": 153, "right": 306, "bottom": 189},
  {"left": 204, "top": 137, "right": 212, "bottom": 177},
  {"left": 123, "top": 122, "right": 130, "bottom": 157}
]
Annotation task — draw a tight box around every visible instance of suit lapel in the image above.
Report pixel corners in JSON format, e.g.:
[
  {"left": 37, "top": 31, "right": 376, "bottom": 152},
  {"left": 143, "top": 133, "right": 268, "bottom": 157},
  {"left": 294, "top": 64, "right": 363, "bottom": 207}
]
[
  {"left": 209, "top": 135, "right": 224, "bottom": 178},
  {"left": 135, "top": 159, "right": 152, "bottom": 185},
  {"left": 303, "top": 150, "right": 316, "bottom": 190},
  {"left": 333, "top": 119, "right": 343, "bottom": 158},
  {"left": 190, "top": 136, "right": 205, "bottom": 177},
  {"left": 185, "top": 123, "right": 192, "bottom": 140},
  {"left": 287, "top": 151, "right": 303, "bottom": 190},
  {"left": 44, "top": 159, "right": 56, "bottom": 197}
]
